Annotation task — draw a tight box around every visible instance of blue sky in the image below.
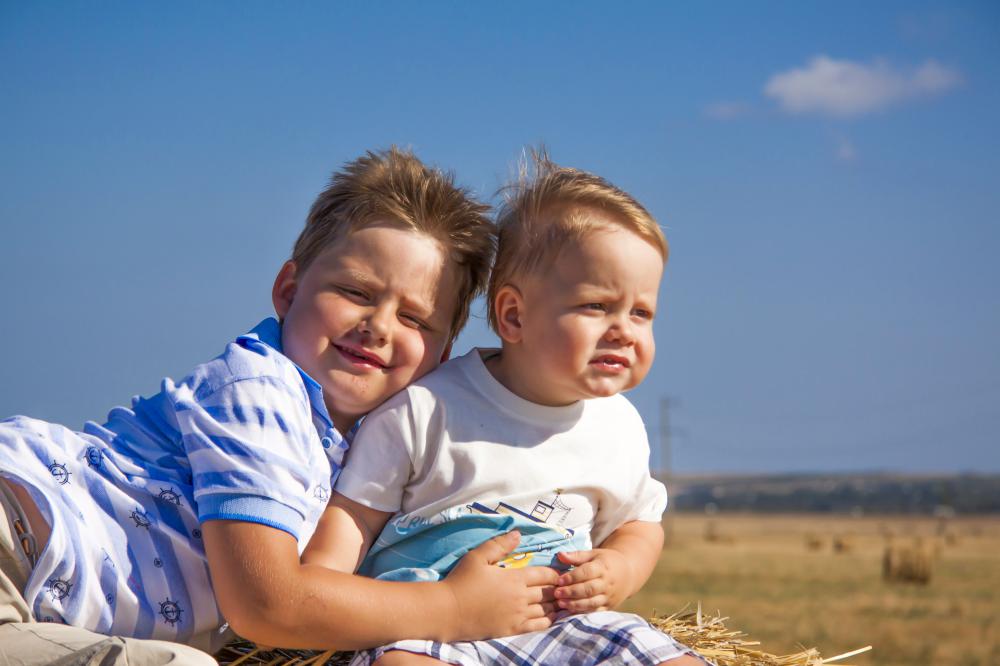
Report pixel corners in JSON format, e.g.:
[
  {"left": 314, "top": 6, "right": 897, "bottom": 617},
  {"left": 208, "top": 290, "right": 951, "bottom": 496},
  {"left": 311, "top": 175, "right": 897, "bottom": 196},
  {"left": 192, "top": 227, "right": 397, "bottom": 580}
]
[{"left": 2, "top": 2, "right": 998, "bottom": 473}]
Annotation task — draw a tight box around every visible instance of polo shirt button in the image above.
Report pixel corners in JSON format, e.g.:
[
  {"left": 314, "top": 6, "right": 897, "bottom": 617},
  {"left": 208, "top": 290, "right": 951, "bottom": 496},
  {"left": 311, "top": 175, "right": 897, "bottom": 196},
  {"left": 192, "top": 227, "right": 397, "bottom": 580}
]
[{"left": 321, "top": 436, "right": 333, "bottom": 449}]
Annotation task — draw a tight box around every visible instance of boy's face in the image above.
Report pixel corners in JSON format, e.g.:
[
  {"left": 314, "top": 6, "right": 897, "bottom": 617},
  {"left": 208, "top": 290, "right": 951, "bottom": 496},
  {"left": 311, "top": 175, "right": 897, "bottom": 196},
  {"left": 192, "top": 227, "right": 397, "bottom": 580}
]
[
  {"left": 273, "top": 223, "right": 459, "bottom": 432},
  {"left": 500, "top": 221, "right": 663, "bottom": 406}
]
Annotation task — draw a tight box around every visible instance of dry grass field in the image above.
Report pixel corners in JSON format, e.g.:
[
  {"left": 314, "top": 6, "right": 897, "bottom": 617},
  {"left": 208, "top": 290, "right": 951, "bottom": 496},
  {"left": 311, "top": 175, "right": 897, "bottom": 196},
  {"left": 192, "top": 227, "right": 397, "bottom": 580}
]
[{"left": 620, "top": 513, "right": 1000, "bottom": 666}]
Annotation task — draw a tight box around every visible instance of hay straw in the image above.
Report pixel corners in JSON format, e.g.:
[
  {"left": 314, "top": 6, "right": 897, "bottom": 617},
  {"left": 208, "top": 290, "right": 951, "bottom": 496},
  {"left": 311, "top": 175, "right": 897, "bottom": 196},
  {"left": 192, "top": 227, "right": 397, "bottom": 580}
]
[
  {"left": 649, "top": 604, "right": 872, "bottom": 666},
  {"left": 215, "top": 642, "right": 350, "bottom": 666},
  {"left": 216, "top": 607, "right": 873, "bottom": 666}
]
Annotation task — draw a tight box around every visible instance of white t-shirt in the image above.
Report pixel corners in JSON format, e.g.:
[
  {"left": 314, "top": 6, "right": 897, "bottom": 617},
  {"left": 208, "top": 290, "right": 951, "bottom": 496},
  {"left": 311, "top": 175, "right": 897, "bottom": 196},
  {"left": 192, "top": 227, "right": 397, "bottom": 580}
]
[{"left": 335, "top": 349, "right": 667, "bottom": 580}]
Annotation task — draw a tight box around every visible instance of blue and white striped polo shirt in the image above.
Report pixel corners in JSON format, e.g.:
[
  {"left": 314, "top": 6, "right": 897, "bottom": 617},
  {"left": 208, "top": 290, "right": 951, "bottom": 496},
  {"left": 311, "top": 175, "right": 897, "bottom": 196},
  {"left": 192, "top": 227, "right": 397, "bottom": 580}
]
[{"left": 0, "top": 318, "right": 349, "bottom": 652}]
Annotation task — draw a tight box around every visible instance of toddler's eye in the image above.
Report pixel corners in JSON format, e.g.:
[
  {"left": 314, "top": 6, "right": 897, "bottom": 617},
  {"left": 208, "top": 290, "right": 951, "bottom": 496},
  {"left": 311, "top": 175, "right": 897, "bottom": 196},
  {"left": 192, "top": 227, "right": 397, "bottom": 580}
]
[
  {"left": 632, "top": 308, "right": 654, "bottom": 320},
  {"left": 583, "top": 303, "right": 606, "bottom": 312}
]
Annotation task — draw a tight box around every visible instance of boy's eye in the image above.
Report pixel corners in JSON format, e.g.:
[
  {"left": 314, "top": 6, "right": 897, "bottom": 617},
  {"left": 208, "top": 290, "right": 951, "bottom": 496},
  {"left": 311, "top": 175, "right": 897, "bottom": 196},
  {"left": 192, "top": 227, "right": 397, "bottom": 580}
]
[
  {"left": 400, "top": 314, "right": 429, "bottom": 330},
  {"left": 336, "top": 285, "right": 369, "bottom": 300},
  {"left": 632, "top": 308, "right": 654, "bottom": 320},
  {"left": 583, "top": 303, "right": 606, "bottom": 312}
]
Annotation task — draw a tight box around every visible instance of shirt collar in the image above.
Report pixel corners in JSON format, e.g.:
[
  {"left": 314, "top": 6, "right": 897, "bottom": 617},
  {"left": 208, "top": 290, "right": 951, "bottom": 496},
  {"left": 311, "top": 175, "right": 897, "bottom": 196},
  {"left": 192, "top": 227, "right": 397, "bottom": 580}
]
[{"left": 236, "top": 318, "right": 342, "bottom": 434}]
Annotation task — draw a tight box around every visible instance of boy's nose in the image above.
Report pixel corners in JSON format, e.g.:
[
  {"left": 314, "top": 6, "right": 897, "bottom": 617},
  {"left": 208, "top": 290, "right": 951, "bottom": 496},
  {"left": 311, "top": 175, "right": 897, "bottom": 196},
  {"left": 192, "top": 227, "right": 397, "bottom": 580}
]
[{"left": 358, "top": 309, "right": 392, "bottom": 344}]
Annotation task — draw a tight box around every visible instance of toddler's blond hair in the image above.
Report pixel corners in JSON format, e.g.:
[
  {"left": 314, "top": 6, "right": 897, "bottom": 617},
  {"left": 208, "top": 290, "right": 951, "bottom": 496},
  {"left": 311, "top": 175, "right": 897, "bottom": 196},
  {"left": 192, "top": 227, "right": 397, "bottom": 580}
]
[{"left": 487, "top": 149, "right": 667, "bottom": 331}]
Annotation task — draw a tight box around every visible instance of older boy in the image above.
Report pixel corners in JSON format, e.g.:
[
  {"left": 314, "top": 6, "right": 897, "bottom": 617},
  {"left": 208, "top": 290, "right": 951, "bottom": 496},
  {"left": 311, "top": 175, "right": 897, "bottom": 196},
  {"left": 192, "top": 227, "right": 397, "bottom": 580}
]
[
  {"left": 305, "top": 152, "right": 708, "bottom": 665},
  {"left": 0, "top": 148, "right": 561, "bottom": 664}
]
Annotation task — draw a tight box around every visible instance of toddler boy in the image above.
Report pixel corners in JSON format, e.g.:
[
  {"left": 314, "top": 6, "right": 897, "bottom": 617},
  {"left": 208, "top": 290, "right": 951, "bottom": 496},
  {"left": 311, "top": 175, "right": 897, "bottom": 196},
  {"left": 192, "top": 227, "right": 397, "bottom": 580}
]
[
  {"left": 0, "top": 148, "right": 560, "bottom": 664},
  {"left": 305, "top": 152, "right": 708, "bottom": 665}
]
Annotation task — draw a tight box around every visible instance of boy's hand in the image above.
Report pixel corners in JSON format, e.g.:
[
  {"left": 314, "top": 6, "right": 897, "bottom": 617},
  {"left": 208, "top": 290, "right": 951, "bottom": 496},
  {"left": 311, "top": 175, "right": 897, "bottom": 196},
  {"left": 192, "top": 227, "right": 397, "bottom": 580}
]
[
  {"left": 442, "top": 530, "right": 561, "bottom": 641},
  {"left": 554, "top": 520, "right": 665, "bottom": 613},
  {"left": 553, "top": 548, "right": 632, "bottom": 612}
]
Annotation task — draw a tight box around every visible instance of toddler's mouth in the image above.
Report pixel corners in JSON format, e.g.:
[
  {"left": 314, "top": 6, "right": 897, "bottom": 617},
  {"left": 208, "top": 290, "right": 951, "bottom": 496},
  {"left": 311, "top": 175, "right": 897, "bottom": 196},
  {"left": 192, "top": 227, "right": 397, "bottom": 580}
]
[{"left": 590, "top": 354, "right": 630, "bottom": 370}]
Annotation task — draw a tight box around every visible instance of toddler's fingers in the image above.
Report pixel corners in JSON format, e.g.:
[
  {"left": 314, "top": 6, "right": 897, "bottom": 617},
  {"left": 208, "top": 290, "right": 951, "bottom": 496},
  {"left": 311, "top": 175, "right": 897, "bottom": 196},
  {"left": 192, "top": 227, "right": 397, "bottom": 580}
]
[
  {"left": 554, "top": 578, "right": 606, "bottom": 601},
  {"left": 557, "top": 595, "right": 609, "bottom": 613},
  {"left": 556, "top": 549, "right": 597, "bottom": 566},
  {"left": 557, "top": 560, "right": 604, "bottom": 587}
]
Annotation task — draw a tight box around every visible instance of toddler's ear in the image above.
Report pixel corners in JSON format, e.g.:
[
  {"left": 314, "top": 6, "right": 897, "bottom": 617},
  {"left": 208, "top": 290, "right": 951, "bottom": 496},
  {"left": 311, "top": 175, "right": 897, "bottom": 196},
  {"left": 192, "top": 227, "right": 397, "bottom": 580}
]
[
  {"left": 272, "top": 261, "right": 299, "bottom": 318},
  {"left": 494, "top": 285, "right": 525, "bottom": 344}
]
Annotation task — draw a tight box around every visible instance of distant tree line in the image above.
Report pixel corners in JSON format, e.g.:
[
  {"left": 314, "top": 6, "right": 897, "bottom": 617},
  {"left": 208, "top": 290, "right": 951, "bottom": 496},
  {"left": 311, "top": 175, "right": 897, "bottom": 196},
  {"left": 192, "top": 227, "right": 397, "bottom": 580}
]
[{"left": 667, "top": 473, "right": 1000, "bottom": 514}]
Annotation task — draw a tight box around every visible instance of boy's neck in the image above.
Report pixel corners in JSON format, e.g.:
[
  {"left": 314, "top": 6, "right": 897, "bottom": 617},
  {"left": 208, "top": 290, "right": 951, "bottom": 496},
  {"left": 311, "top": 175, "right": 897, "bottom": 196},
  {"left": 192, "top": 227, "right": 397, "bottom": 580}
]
[{"left": 483, "top": 346, "right": 578, "bottom": 408}]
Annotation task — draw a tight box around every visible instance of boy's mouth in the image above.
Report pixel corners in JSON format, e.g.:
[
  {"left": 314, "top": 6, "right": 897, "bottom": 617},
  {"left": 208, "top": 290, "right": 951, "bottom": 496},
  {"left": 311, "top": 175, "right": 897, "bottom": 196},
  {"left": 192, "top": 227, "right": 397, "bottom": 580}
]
[
  {"left": 334, "top": 344, "right": 388, "bottom": 369},
  {"left": 590, "top": 354, "right": 630, "bottom": 371}
]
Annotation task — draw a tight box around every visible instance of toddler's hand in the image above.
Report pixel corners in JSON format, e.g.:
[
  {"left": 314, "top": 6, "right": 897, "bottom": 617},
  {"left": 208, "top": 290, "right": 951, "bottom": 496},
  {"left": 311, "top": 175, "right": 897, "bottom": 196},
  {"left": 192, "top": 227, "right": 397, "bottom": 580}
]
[
  {"left": 554, "top": 548, "right": 632, "bottom": 613},
  {"left": 443, "top": 531, "right": 560, "bottom": 641}
]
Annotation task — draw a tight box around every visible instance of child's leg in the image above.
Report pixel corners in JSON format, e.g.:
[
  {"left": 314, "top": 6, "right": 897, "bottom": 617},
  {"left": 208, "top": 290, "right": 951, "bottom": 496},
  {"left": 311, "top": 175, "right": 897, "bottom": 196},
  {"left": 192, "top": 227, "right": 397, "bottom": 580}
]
[
  {"left": 0, "top": 622, "right": 218, "bottom": 665},
  {"left": 660, "top": 656, "right": 709, "bottom": 666}
]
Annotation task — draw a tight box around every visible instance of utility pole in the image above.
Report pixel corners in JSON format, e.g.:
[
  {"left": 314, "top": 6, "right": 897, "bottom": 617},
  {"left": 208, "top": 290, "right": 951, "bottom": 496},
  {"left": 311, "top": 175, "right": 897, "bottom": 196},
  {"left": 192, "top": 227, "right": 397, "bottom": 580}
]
[{"left": 658, "top": 397, "right": 673, "bottom": 481}]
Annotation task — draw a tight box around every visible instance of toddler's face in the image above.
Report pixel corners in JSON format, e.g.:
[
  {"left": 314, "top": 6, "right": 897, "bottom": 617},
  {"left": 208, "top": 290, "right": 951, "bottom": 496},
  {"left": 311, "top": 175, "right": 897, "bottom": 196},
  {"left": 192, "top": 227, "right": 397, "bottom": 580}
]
[
  {"left": 273, "top": 224, "right": 458, "bottom": 431},
  {"left": 512, "top": 224, "right": 662, "bottom": 405}
]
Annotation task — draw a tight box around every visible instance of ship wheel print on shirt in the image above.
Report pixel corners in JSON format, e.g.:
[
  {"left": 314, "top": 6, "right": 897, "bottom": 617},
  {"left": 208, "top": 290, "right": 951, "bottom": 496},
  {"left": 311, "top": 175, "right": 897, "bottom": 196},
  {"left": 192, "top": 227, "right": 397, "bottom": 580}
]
[
  {"left": 48, "top": 577, "right": 73, "bottom": 602},
  {"left": 157, "top": 487, "right": 182, "bottom": 506},
  {"left": 159, "top": 598, "right": 184, "bottom": 626},
  {"left": 85, "top": 446, "right": 103, "bottom": 469},
  {"left": 48, "top": 460, "right": 71, "bottom": 485},
  {"left": 130, "top": 507, "right": 152, "bottom": 529}
]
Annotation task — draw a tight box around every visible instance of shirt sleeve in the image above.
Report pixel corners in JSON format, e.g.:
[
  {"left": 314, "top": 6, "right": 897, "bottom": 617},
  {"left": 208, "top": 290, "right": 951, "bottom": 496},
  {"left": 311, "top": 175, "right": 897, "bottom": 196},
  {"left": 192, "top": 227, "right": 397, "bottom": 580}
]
[
  {"left": 590, "top": 404, "right": 668, "bottom": 546},
  {"left": 334, "top": 391, "right": 416, "bottom": 514},
  {"left": 175, "top": 374, "right": 324, "bottom": 540}
]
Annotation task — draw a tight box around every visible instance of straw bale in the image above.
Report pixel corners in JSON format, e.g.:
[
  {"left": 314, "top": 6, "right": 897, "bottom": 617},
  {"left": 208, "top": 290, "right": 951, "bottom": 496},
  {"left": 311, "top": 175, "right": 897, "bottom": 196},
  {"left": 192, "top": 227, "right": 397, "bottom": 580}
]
[
  {"left": 217, "top": 608, "right": 872, "bottom": 666},
  {"left": 882, "top": 540, "right": 933, "bottom": 585},
  {"left": 831, "top": 534, "right": 853, "bottom": 554},
  {"left": 650, "top": 607, "right": 871, "bottom": 666},
  {"left": 704, "top": 520, "right": 734, "bottom": 544},
  {"left": 804, "top": 533, "right": 823, "bottom": 551}
]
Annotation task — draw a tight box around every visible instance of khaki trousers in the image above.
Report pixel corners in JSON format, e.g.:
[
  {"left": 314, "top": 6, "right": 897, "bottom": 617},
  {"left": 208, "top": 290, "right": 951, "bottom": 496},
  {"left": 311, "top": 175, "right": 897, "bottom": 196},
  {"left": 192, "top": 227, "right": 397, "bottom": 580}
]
[{"left": 0, "top": 480, "right": 218, "bottom": 665}]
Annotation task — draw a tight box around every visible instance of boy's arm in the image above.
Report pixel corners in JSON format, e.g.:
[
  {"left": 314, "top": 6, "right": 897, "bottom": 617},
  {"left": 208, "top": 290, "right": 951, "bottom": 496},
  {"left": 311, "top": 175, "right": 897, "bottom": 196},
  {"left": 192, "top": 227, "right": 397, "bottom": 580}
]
[
  {"left": 203, "top": 519, "right": 559, "bottom": 651},
  {"left": 554, "top": 520, "right": 664, "bottom": 612},
  {"left": 300, "top": 492, "right": 389, "bottom": 572}
]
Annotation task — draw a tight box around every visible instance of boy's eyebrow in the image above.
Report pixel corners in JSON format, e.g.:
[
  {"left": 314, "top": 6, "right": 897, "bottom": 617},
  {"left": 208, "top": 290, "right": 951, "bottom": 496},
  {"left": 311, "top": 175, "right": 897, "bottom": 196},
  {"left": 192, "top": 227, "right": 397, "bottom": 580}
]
[
  {"left": 338, "top": 267, "right": 441, "bottom": 321},
  {"left": 401, "top": 293, "right": 439, "bottom": 320},
  {"left": 342, "top": 269, "right": 377, "bottom": 286}
]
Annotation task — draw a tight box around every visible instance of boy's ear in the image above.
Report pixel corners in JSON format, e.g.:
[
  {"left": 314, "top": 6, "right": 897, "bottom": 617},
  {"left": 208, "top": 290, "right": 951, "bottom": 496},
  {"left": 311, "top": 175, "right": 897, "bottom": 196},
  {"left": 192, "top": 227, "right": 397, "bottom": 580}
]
[
  {"left": 494, "top": 285, "right": 525, "bottom": 344},
  {"left": 272, "top": 261, "right": 299, "bottom": 318}
]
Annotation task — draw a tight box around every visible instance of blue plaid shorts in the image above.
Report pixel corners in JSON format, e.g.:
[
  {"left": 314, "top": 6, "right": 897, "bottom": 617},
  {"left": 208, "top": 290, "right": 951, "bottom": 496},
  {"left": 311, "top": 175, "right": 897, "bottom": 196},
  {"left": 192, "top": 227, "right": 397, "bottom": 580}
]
[{"left": 349, "top": 610, "right": 711, "bottom": 665}]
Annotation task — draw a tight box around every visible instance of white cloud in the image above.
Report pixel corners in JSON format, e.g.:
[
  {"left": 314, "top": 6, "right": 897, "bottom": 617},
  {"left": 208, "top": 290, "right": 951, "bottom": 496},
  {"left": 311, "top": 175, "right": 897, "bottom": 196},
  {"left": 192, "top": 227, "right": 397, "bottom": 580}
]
[
  {"left": 764, "top": 56, "right": 961, "bottom": 117},
  {"left": 705, "top": 101, "right": 750, "bottom": 120}
]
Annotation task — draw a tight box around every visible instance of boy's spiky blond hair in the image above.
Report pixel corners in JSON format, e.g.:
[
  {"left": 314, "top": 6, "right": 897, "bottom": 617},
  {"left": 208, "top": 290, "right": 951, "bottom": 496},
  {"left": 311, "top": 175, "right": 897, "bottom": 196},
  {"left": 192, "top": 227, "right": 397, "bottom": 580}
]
[
  {"left": 487, "top": 149, "right": 667, "bottom": 331},
  {"left": 291, "top": 147, "right": 495, "bottom": 339}
]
